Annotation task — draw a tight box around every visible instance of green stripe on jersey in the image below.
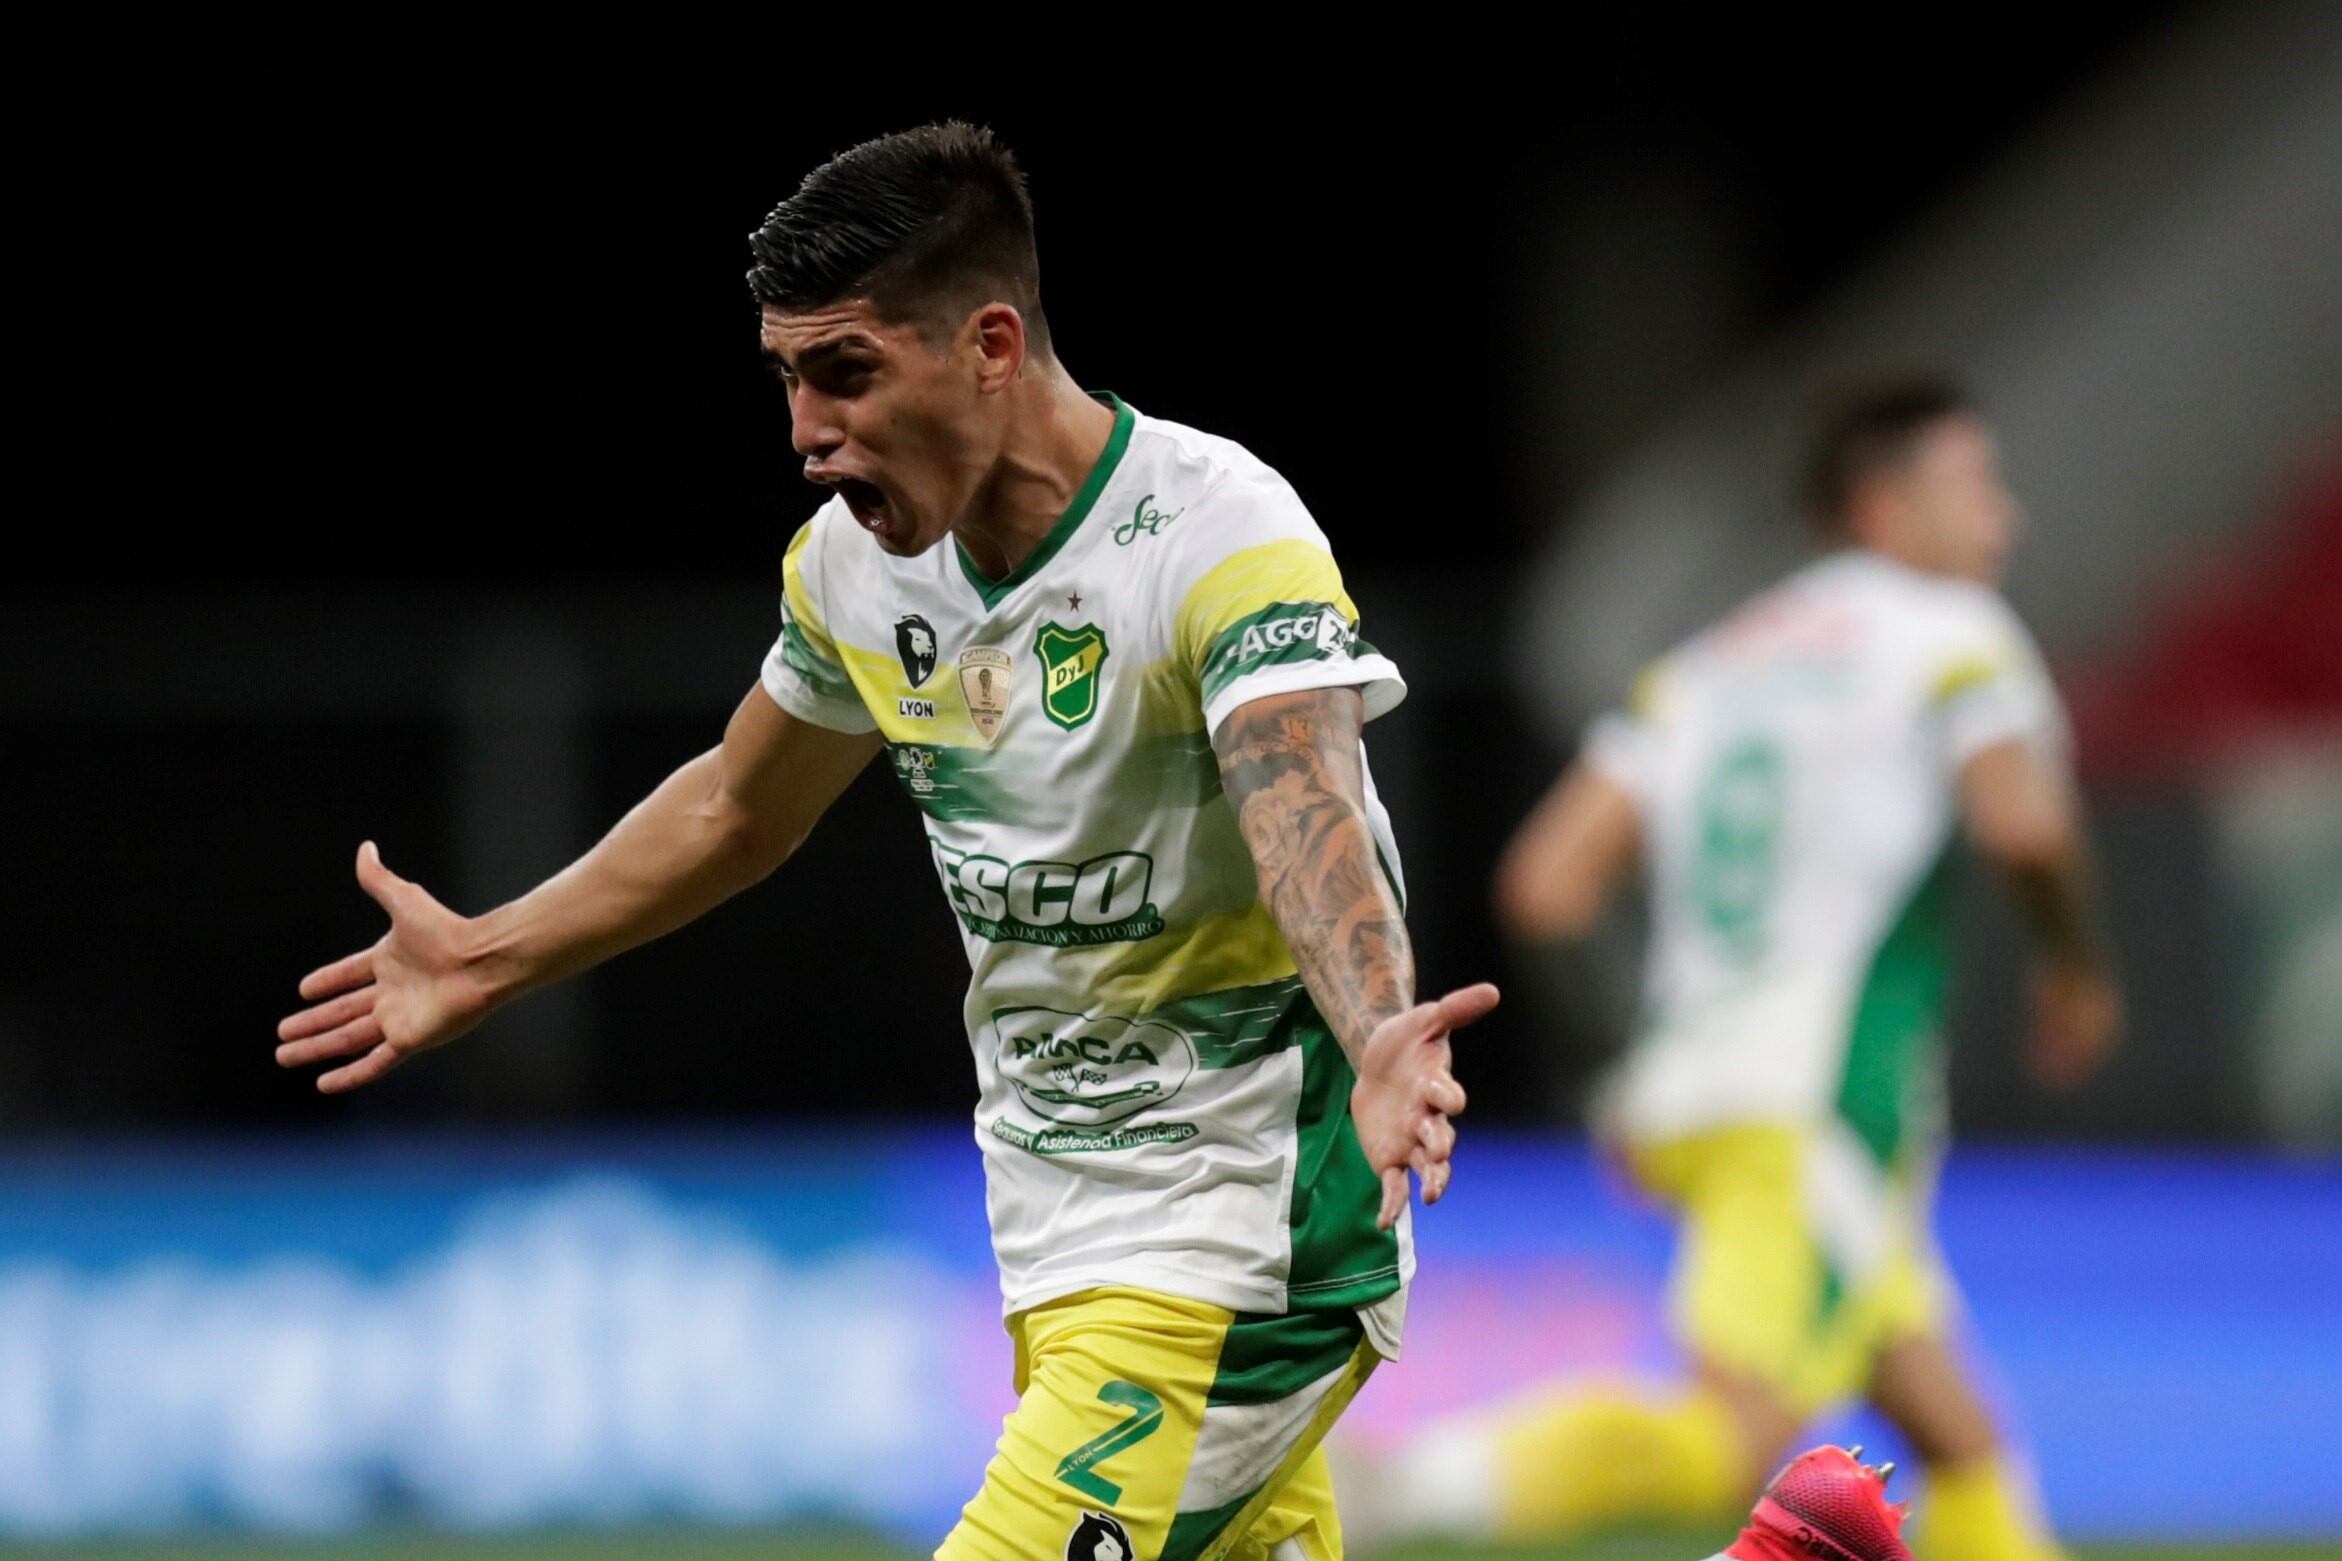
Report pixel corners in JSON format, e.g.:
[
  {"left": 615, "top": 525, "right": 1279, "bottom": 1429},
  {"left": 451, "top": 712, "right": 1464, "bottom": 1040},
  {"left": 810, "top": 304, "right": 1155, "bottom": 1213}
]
[
  {"left": 1153, "top": 976, "right": 1309, "bottom": 1070},
  {"left": 1160, "top": 1488, "right": 1258, "bottom": 1561},
  {"left": 1283, "top": 999, "right": 1403, "bottom": 1309},
  {"left": 778, "top": 613, "right": 856, "bottom": 704},
  {"left": 888, "top": 729, "right": 1219, "bottom": 825},
  {"left": 887, "top": 742, "right": 1026, "bottom": 824},
  {"left": 1204, "top": 1306, "right": 1364, "bottom": 1407},
  {"left": 1836, "top": 843, "right": 1959, "bottom": 1165},
  {"left": 1197, "top": 600, "right": 1364, "bottom": 709}
]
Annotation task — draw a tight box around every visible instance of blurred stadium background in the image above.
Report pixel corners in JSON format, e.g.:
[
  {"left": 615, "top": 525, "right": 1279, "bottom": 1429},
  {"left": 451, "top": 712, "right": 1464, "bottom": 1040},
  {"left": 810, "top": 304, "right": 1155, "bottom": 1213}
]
[{"left": 6, "top": 6, "right": 2338, "bottom": 1558}]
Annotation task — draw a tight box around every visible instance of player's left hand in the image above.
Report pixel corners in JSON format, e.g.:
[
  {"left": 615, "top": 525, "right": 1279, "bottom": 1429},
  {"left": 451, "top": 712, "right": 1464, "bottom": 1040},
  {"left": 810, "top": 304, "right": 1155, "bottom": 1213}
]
[
  {"left": 2027, "top": 958, "right": 2122, "bottom": 1089},
  {"left": 1351, "top": 983, "right": 1500, "bottom": 1230}
]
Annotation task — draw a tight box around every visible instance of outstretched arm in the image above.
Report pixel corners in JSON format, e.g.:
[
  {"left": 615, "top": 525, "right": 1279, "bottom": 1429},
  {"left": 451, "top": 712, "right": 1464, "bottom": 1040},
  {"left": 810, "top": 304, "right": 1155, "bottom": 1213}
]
[
  {"left": 277, "top": 684, "right": 880, "bottom": 1092},
  {"left": 1493, "top": 760, "right": 1641, "bottom": 943},
  {"left": 1958, "top": 736, "right": 2121, "bottom": 1087},
  {"left": 1212, "top": 686, "right": 1499, "bottom": 1228}
]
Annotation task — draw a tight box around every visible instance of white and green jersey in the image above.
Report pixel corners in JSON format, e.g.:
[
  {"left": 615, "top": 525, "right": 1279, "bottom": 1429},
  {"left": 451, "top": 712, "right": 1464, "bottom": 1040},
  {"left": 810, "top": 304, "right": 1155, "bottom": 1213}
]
[
  {"left": 1586, "top": 550, "right": 2067, "bottom": 1165},
  {"left": 760, "top": 394, "right": 1413, "bottom": 1348}
]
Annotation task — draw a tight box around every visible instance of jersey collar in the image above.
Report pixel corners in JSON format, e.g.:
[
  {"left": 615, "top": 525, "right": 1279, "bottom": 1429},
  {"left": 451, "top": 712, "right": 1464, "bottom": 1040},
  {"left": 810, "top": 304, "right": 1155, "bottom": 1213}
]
[{"left": 953, "top": 391, "right": 1135, "bottom": 611}]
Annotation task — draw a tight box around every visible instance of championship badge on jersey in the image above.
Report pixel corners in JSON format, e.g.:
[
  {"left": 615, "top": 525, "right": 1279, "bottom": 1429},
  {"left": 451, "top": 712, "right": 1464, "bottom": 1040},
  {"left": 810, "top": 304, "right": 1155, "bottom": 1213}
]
[{"left": 960, "top": 647, "right": 1012, "bottom": 744}]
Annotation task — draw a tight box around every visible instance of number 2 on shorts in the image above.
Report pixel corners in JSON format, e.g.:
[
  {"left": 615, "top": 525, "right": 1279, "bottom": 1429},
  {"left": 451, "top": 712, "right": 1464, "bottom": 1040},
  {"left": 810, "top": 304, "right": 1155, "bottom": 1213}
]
[{"left": 1056, "top": 1379, "right": 1164, "bottom": 1504}]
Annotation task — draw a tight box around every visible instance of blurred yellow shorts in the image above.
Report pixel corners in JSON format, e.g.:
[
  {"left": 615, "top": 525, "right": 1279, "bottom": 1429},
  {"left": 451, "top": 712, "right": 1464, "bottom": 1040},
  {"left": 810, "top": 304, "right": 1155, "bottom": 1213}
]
[
  {"left": 1628, "top": 1122, "right": 1952, "bottom": 1416},
  {"left": 938, "top": 1285, "right": 1378, "bottom": 1561}
]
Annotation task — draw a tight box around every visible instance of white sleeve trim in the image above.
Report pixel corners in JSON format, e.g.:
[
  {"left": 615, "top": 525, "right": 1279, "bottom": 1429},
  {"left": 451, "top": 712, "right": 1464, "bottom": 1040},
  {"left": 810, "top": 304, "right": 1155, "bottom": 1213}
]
[
  {"left": 758, "top": 644, "right": 878, "bottom": 735},
  {"left": 1943, "top": 686, "right": 2069, "bottom": 767},
  {"left": 1202, "top": 653, "right": 1407, "bottom": 738},
  {"left": 1581, "top": 710, "right": 1654, "bottom": 805}
]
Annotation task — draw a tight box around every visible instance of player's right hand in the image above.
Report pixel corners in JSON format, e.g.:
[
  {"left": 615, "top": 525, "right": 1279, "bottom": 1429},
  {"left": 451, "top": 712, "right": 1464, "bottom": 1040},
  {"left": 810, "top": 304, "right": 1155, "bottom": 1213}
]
[{"left": 275, "top": 841, "right": 499, "bottom": 1093}]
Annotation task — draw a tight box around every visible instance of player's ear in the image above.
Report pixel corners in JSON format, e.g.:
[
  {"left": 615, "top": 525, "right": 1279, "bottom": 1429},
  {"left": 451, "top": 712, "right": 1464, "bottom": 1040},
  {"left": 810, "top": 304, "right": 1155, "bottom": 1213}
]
[{"left": 968, "top": 302, "right": 1027, "bottom": 394}]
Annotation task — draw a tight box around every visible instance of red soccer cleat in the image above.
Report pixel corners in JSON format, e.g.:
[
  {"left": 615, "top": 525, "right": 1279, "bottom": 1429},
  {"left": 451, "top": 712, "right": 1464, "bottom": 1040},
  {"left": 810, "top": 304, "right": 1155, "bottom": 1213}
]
[{"left": 1726, "top": 1445, "right": 1913, "bottom": 1561}]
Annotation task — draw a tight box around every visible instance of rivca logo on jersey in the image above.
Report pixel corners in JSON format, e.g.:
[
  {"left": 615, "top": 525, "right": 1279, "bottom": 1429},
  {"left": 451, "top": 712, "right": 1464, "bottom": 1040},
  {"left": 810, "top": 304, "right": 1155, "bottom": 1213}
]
[
  {"left": 1036, "top": 620, "right": 1109, "bottom": 731},
  {"left": 894, "top": 613, "right": 938, "bottom": 688},
  {"left": 1065, "top": 1510, "right": 1136, "bottom": 1561},
  {"left": 995, "top": 1006, "right": 1197, "bottom": 1143}
]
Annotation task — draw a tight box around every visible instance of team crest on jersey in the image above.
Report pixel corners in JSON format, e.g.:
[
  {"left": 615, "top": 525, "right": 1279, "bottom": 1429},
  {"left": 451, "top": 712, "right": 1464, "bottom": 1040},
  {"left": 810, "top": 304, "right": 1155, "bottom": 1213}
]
[
  {"left": 1036, "top": 621, "right": 1109, "bottom": 731},
  {"left": 894, "top": 614, "right": 938, "bottom": 688},
  {"left": 1065, "top": 1510, "right": 1135, "bottom": 1561},
  {"left": 959, "top": 646, "right": 1012, "bottom": 744}
]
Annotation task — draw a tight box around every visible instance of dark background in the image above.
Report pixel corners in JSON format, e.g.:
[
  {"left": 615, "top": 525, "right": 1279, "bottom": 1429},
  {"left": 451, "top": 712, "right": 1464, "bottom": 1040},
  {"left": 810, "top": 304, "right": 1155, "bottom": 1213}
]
[{"left": 6, "top": 9, "right": 2215, "bottom": 1133}]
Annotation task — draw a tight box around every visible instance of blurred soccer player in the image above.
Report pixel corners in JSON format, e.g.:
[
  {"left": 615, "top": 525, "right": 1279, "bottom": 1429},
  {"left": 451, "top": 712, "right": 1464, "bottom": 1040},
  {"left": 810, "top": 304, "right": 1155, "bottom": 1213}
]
[
  {"left": 276, "top": 123, "right": 1498, "bottom": 1560},
  {"left": 1364, "top": 384, "right": 2119, "bottom": 1560}
]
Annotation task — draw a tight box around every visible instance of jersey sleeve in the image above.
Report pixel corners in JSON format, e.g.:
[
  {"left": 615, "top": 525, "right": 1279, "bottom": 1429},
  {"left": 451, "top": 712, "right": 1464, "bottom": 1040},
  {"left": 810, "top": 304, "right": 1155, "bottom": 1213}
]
[
  {"left": 1926, "top": 588, "right": 2067, "bottom": 766},
  {"left": 1580, "top": 660, "right": 1669, "bottom": 809},
  {"left": 1171, "top": 476, "right": 1406, "bottom": 735},
  {"left": 759, "top": 514, "right": 879, "bottom": 734}
]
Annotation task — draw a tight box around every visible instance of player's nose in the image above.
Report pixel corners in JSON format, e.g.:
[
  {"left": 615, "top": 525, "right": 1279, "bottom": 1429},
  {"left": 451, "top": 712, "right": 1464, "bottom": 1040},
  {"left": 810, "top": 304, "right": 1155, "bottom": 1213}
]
[{"left": 787, "top": 386, "right": 845, "bottom": 460}]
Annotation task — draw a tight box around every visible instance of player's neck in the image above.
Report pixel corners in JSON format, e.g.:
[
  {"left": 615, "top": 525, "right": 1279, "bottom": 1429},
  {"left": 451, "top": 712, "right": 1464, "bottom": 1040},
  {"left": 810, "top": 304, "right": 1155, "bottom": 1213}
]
[
  {"left": 953, "top": 368, "right": 1117, "bottom": 582},
  {"left": 1859, "top": 536, "right": 1947, "bottom": 579}
]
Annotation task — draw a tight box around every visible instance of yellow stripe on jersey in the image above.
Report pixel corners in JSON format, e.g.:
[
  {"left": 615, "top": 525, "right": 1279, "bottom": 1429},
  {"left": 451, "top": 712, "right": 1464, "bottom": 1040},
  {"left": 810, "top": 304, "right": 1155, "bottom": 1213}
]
[
  {"left": 1132, "top": 655, "right": 1211, "bottom": 737},
  {"left": 1174, "top": 540, "right": 1359, "bottom": 683},
  {"left": 781, "top": 523, "right": 843, "bottom": 663},
  {"left": 1929, "top": 651, "right": 2011, "bottom": 705},
  {"left": 1094, "top": 900, "right": 1298, "bottom": 1014},
  {"left": 1626, "top": 660, "right": 1670, "bottom": 720},
  {"left": 828, "top": 639, "right": 990, "bottom": 745}
]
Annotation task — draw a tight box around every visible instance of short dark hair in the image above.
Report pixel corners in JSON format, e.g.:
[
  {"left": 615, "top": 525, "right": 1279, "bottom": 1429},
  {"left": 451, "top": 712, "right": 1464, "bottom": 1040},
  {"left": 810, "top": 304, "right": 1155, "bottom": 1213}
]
[
  {"left": 1803, "top": 378, "right": 1972, "bottom": 535},
  {"left": 747, "top": 121, "right": 1049, "bottom": 352}
]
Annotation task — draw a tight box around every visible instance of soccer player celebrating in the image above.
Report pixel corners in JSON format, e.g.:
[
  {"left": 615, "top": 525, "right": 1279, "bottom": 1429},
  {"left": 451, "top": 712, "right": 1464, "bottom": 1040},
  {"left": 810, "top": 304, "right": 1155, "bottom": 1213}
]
[
  {"left": 1361, "top": 383, "right": 2119, "bottom": 1561},
  {"left": 276, "top": 123, "right": 1499, "bottom": 1560}
]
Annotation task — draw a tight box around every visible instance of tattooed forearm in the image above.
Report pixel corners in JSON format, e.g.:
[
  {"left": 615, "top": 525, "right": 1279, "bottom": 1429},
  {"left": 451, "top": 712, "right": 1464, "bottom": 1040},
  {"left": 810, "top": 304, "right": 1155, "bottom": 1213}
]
[{"left": 1212, "top": 687, "right": 1413, "bottom": 1063}]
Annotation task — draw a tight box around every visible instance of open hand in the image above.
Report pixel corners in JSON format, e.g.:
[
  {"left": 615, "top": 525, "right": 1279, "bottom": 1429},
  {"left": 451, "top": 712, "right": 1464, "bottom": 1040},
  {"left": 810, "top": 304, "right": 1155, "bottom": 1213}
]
[
  {"left": 2028, "top": 960, "right": 2121, "bottom": 1089},
  {"left": 1350, "top": 982, "right": 1500, "bottom": 1229},
  {"left": 275, "top": 842, "right": 497, "bottom": 1092}
]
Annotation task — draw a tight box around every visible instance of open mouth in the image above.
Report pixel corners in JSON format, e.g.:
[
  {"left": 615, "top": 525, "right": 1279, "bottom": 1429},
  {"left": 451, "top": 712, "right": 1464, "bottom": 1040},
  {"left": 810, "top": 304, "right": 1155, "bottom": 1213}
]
[{"left": 836, "top": 477, "right": 890, "bottom": 534}]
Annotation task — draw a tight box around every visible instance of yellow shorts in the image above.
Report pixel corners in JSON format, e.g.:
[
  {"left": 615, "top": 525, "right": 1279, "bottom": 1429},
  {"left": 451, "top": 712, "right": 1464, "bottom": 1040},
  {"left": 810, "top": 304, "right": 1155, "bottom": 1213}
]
[
  {"left": 1628, "top": 1122, "right": 1952, "bottom": 1417},
  {"left": 938, "top": 1286, "right": 1379, "bottom": 1561}
]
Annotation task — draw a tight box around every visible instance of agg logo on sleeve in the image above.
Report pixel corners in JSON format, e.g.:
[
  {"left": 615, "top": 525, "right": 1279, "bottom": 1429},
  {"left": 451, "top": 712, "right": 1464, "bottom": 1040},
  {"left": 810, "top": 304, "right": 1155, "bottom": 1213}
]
[
  {"left": 1232, "top": 602, "right": 1356, "bottom": 663},
  {"left": 1200, "top": 600, "right": 1360, "bottom": 693}
]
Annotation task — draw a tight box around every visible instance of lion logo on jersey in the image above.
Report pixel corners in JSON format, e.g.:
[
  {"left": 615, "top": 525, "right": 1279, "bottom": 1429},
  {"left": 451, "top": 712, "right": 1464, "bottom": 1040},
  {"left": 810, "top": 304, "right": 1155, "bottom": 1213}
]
[
  {"left": 895, "top": 613, "right": 938, "bottom": 688},
  {"left": 1065, "top": 1510, "right": 1135, "bottom": 1560}
]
